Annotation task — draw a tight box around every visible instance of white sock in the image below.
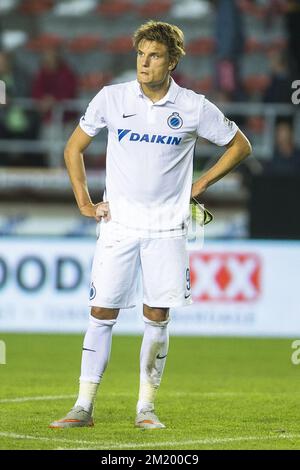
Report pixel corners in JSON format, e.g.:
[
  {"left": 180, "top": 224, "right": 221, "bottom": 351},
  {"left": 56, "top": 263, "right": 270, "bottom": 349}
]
[
  {"left": 74, "top": 381, "right": 98, "bottom": 413},
  {"left": 137, "top": 315, "right": 170, "bottom": 414},
  {"left": 74, "top": 314, "right": 116, "bottom": 412}
]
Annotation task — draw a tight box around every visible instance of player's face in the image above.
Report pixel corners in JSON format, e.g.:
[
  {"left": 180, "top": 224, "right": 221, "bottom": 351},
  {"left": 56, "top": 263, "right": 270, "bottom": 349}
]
[{"left": 136, "top": 40, "right": 175, "bottom": 87}]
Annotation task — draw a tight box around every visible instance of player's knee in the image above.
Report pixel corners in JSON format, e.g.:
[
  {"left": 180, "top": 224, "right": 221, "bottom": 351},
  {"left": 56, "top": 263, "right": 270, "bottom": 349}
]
[
  {"left": 143, "top": 304, "right": 169, "bottom": 322},
  {"left": 91, "top": 306, "right": 119, "bottom": 320}
]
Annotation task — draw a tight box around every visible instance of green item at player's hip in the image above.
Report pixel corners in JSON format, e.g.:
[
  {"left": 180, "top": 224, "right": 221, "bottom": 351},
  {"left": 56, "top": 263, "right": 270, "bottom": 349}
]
[{"left": 191, "top": 198, "right": 214, "bottom": 226}]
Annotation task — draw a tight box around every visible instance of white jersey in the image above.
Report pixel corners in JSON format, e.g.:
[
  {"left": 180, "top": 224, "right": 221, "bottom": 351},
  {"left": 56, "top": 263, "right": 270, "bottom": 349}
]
[{"left": 79, "top": 78, "right": 238, "bottom": 238}]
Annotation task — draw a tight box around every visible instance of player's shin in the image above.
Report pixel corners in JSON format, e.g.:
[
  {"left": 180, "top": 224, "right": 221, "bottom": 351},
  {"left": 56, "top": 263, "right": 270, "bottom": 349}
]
[
  {"left": 74, "top": 315, "right": 116, "bottom": 413},
  {"left": 137, "top": 316, "right": 169, "bottom": 413}
]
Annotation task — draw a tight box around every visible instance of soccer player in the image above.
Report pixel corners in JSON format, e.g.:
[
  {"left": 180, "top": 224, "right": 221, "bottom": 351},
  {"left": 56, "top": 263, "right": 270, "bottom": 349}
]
[{"left": 50, "top": 21, "right": 251, "bottom": 429}]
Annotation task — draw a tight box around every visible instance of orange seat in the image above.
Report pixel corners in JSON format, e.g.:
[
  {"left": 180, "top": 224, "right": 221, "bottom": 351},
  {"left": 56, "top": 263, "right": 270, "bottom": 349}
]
[
  {"left": 186, "top": 38, "right": 215, "bottom": 56},
  {"left": 19, "top": 0, "right": 54, "bottom": 15},
  {"left": 238, "top": 0, "right": 267, "bottom": 19},
  {"left": 79, "top": 72, "right": 112, "bottom": 92},
  {"left": 26, "top": 34, "right": 64, "bottom": 51},
  {"left": 265, "top": 37, "right": 288, "bottom": 54},
  {"left": 106, "top": 36, "right": 133, "bottom": 54},
  {"left": 244, "top": 38, "right": 265, "bottom": 54},
  {"left": 192, "top": 77, "right": 214, "bottom": 94},
  {"left": 138, "top": 0, "right": 171, "bottom": 17},
  {"left": 68, "top": 36, "right": 104, "bottom": 53},
  {"left": 243, "top": 75, "right": 270, "bottom": 94},
  {"left": 85, "top": 153, "right": 106, "bottom": 170},
  {"left": 245, "top": 116, "right": 266, "bottom": 134},
  {"left": 97, "top": 0, "right": 134, "bottom": 17}
]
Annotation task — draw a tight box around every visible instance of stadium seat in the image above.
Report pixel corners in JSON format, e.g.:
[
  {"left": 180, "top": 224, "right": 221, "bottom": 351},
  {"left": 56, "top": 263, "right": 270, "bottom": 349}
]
[
  {"left": 245, "top": 116, "right": 266, "bottom": 135},
  {"left": 97, "top": 0, "right": 134, "bottom": 17},
  {"left": 106, "top": 36, "right": 133, "bottom": 54},
  {"left": 192, "top": 77, "right": 214, "bottom": 94},
  {"left": 85, "top": 153, "right": 106, "bottom": 170},
  {"left": 243, "top": 75, "right": 270, "bottom": 95},
  {"left": 26, "top": 34, "right": 64, "bottom": 52},
  {"left": 244, "top": 36, "right": 288, "bottom": 54},
  {"left": 238, "top": 0, "right": 268, "bottom": 19},
  {"left": 67, "top": 36, "right": 104, "bottom": 53},
  {"left": 138, "top": 0, "right": 171, "bottom": 17},
  {"left": 79, "top": 72, "right": 113, "bottom": 92},
  {"left": 186, "top": 38, "right": 215, "bottom": 56},
  {"left": 244, "top": 38, "right": 265, "bottom": 54},
  {"left": 19, "top": 0, "right": 54, "bottom": 15},
  {"left": 265, "top": 37, "right": 288, "bottom": 54}
]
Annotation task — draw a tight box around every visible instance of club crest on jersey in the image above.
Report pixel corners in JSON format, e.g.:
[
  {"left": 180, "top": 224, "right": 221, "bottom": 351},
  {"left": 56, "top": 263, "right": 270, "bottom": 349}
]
[
  {"left": 167, "top": 112, "right": 183, "bottom": 129},
  {"left": 89, "top": 282, "right": 96, "bottom": 300}
]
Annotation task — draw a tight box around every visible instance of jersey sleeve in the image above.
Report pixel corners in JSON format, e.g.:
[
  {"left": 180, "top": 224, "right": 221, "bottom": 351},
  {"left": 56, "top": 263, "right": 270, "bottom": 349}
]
[
  {"left": 79, "top": 87, "right": 107, "bottom": 137},
  {"left": 197, "top": 97, "right": 238, "bottom": 146}
]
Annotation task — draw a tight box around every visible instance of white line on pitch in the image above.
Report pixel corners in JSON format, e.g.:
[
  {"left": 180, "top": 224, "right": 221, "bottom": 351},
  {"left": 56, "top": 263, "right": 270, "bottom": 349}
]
[
  {"left": 0, "top": 394, "right": 77, "bottom": 404},
  {"left": 95, "top": 434, "right": 300, "bottom": 450},
  {"left": 2, "top": 432, "right": 300, "bottom": 450},
  {"left": 0, "top": 432, "right": 102, "bottom": 447},
  {"left": 1, "top": 391, "right": 299, "bottom": 404}
]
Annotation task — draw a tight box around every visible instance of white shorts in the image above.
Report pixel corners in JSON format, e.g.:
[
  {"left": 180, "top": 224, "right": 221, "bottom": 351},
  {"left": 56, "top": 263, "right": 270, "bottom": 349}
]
[{"left": 89, "top": 221, "right": 192, "bottom": 309}]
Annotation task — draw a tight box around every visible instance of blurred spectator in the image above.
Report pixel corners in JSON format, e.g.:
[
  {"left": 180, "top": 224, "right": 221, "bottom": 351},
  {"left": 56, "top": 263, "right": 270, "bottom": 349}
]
[
  {"left": 213, "top": 0, "right": 245, "bottom": 100},
  {"left": 263, "top": 52, "right": 292, "bottom": 103},
  {"left": 263, "top": 121, "right": 300, "bottom": 174},
  {"left": 0, "top": 50, "right": 29, "bottom": 142},
  {"left": 0, "top": 50, "right": 29, "bottom": 99},
  {"left": 32, "top": 47, "right": 78, "bottom": 138},
  {"left": 283, "top": 0, "right": 300, "bottom": 78},
  {"left": 0, "top": 50, "right": 40, "bottom": 166}
]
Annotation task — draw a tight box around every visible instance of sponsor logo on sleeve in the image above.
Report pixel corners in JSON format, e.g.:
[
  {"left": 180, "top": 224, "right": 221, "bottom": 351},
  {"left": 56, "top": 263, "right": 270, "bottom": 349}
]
[{"left": 223, "top": 116, "right": 233, "bottom": 129}]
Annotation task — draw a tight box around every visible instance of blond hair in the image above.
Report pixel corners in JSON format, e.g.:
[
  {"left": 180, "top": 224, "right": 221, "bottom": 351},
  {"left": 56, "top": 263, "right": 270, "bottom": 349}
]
[{"left": 133, "top": 20, "right": 185, "bottom": 68}]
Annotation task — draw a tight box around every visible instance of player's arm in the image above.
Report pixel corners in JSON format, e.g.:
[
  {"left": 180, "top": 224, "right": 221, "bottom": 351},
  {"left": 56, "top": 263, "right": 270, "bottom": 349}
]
[
  {"left": 191, "top": 129, "right": 252, "bottom": 199},
  {"left": 64, "top": 125, "right": 110, "bottom": 221}
]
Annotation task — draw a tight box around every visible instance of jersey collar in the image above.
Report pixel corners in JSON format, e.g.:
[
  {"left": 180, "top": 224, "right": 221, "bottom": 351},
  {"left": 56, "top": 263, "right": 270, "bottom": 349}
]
[{"left": 133, "top": 77, "right": 180, "bottom": 105}]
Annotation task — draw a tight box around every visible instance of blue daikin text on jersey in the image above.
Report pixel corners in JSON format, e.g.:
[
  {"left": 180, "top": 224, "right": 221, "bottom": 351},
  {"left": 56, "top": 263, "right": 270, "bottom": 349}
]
[{"left": 118, "top": 129, "right": 182, "bottom": 145}]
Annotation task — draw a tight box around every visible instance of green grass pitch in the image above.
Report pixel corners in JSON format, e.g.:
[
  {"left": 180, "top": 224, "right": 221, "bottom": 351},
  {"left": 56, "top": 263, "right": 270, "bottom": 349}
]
[{"left": 0, "top": 333, "right": 300, "bottom": 450}]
